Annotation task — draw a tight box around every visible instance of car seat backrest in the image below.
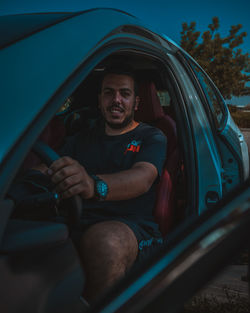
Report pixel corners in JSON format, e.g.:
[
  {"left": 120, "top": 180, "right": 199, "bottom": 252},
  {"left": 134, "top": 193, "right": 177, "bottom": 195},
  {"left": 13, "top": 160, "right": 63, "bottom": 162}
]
[{"left": 135, "top": 80, "right": 180, "bottom": 236}]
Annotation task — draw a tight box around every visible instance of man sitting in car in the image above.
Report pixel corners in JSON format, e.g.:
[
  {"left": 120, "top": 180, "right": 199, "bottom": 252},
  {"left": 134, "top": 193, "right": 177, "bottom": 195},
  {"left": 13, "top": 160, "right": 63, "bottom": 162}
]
[{"left": 31, "top": 63, "right": 167, "bottom": 302}]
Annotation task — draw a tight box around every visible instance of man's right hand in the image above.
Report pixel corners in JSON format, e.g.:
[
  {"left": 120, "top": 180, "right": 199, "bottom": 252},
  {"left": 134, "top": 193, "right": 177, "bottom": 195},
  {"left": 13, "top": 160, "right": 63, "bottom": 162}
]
[{"left": 47, "top": 156, "right": 95, "bottom": 200}]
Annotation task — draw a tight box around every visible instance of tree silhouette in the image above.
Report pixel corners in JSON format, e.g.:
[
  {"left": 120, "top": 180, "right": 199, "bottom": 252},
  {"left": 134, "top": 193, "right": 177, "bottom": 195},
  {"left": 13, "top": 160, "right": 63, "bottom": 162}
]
[{"left": 180, "top": 17, "right": 250, "bottom": 99}]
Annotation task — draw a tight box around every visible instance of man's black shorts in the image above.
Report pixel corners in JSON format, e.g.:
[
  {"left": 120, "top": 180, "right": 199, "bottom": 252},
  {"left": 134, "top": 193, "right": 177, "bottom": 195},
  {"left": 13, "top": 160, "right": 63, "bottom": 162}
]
[{"left": 71, "top": 211, "right": 164, "bottom": 262}]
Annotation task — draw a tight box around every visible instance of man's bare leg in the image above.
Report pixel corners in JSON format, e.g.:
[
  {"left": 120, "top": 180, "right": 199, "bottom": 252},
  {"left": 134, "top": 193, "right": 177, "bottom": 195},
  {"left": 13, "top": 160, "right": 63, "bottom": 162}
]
[{"left": 79, "top": 221, "right": 138, "bottom": 302}]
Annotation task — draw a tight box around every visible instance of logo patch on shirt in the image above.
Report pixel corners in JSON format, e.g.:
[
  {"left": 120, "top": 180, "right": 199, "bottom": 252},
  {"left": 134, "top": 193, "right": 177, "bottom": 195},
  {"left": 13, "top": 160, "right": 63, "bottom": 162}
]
[{"left": 124, "top": 140, "right": 141, "bottom": 154}]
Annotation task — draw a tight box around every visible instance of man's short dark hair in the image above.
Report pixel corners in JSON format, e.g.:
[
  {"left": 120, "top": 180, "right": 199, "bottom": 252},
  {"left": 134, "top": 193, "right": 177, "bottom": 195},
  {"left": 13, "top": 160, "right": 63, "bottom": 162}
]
[{"left": 99, "top": 63, "right": 138, "bottom": 96}]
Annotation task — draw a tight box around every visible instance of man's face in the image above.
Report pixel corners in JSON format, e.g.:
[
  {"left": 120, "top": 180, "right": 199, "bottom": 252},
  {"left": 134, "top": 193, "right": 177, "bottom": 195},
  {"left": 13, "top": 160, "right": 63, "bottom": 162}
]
[{"left": 99, "top": 73, "right": 139, "bottom": 130}]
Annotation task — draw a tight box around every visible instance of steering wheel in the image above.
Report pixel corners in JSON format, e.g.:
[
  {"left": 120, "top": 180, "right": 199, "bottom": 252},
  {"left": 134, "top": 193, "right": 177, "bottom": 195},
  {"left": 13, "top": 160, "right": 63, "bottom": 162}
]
[{"left": 32, "top": 140, "right": 83, "bottom": 230}]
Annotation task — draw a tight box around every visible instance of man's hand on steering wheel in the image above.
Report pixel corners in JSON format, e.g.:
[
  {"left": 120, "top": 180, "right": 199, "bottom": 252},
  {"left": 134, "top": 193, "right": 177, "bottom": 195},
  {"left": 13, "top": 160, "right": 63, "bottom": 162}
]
[
  {"left": 30, "top": 141, "right": 84, "bottom": 229},
  {"left": 48, "top": 156, "right": 95, "bottom": 200}
]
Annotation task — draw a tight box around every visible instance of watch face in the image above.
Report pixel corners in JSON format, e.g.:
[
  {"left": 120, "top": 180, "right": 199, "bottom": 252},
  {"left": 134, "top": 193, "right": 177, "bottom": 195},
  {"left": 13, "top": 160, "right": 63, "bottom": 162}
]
[{"left": 96, "top": 180, "right": 108, "bottom": 198}]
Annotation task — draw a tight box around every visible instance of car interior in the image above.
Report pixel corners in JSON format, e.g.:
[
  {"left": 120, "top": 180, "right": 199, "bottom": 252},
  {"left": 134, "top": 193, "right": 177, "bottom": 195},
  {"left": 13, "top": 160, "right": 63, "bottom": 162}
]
[
  {"left": 45, "top": 54, "right": 187, "bottom": 227},
  {"left": 15, "top": 51, "right": 189, "bottom": 233},
  {"left": 1, "top": 51, "right": 190, "bottom": 312}
]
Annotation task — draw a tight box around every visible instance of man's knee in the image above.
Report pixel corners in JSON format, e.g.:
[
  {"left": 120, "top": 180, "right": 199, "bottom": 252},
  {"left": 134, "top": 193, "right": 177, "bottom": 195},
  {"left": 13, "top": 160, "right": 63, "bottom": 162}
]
[{"left": 80, "top": 221, "right": 138, "bottom": 266}]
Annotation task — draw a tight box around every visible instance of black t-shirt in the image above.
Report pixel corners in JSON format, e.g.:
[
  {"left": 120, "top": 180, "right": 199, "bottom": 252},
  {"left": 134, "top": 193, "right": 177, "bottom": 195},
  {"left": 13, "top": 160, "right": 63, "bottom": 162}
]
[{"left": 60, "top": 123, "right": 167, "bottom": 222}]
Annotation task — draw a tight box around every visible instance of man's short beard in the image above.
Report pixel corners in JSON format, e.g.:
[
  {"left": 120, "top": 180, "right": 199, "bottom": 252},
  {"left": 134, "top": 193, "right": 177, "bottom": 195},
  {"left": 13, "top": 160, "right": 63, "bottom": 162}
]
[
  {"left": 105, "top": 111, "right": 134, "bottom": 130},
  {"left": 104, "top": 101, "right": 137, "bottom": 130}
]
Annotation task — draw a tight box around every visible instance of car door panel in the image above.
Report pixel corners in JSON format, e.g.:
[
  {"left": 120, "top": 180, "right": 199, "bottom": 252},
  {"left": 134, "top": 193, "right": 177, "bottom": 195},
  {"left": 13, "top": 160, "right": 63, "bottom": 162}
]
[
  {"left": 1, "top": 220, "right": 68, "bottom": 251},
  {"left": 0, "top": 239, "right": 84, "bottom": 313},
  {"left": 0, "top": 219, "right": 84, "bottom": 313}
]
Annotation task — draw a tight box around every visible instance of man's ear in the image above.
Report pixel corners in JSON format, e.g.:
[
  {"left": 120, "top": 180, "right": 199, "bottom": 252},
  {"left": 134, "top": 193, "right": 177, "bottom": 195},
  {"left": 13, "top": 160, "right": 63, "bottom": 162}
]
[{"left": 134, "top": 96, "right": 140, "bottom": 111}]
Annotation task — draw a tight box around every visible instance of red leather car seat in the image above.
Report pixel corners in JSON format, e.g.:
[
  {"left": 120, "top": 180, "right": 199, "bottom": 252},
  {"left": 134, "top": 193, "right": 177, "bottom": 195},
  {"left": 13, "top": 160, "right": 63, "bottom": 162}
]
[{"left": 135, "top": 81, "right": 179, "bottom": 236}]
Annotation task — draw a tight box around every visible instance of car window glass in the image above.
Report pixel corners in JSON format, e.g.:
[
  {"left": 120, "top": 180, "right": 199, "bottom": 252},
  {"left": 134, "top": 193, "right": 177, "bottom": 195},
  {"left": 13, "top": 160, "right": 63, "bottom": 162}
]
[
  {"left": 157, "top": 90, "right": 171, "bottom": 107},
  {"left": 189, "top": 61, "right": 227, "bottom": 130}
]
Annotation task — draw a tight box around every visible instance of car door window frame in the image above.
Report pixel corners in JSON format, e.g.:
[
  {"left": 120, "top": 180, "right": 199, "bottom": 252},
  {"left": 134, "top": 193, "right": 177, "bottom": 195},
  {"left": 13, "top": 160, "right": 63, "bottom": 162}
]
[
  {"left": 177, "top": 52, "right": 228, "bottom": 133},
  {"left": 177, "top": 52, "right": 244, "bottom": 190}
]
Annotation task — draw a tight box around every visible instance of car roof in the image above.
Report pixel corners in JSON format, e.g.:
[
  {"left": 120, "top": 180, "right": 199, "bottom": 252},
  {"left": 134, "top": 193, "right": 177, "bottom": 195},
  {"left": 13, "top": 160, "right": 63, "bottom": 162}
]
[
  {"left": 0, "top": 9, "right": 136, "bottom": 49},
  {"left": 0, "top": 13, "right": 74, "bottom": 48}
]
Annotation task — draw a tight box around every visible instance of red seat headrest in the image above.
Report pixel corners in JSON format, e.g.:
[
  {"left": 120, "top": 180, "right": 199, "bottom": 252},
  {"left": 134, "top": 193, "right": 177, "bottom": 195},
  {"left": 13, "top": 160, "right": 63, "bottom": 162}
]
[{"left": 135, "top": 81, "right": 164, "bottom": 122}]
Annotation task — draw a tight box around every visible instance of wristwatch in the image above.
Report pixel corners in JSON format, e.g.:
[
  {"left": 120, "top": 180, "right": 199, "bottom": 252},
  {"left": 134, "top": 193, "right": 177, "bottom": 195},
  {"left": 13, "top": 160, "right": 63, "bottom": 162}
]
[{"left": 91, "top": 175, "right": 109, "bottom": 201}]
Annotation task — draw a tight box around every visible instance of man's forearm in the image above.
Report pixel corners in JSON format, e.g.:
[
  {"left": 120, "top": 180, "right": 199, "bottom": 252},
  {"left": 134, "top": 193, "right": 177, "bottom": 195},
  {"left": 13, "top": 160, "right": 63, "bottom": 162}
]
[
  {"left": 32, "top": 159, "right": 158, "bottom": 201},
  {"left": 97, "top": 162, "right": 157, "bottom": 201}
]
